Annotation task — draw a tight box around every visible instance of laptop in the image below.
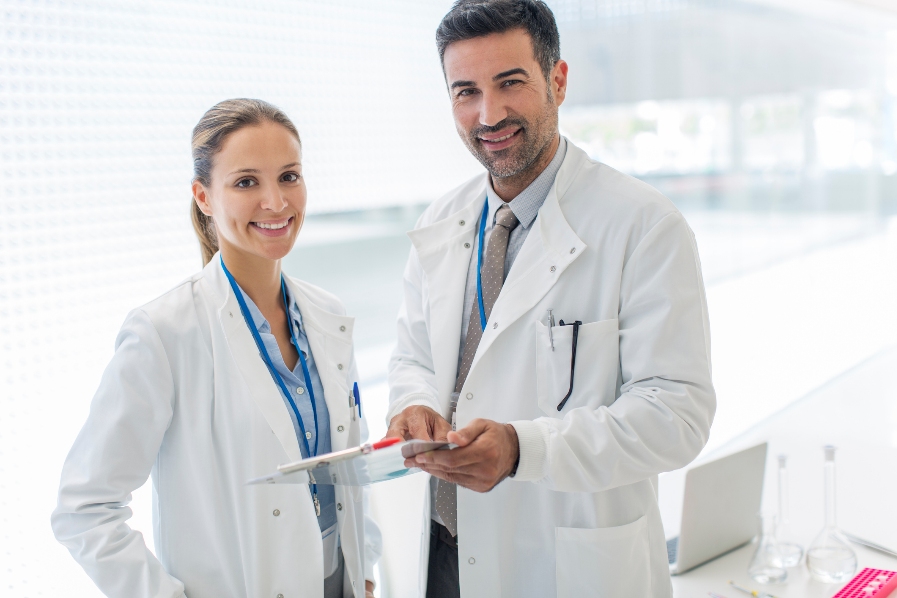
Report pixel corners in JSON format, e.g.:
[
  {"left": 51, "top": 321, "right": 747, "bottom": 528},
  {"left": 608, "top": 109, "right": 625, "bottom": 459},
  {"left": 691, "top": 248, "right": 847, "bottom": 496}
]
[{"left": 667, "top": 442, "right": 768, "bottom": 575}]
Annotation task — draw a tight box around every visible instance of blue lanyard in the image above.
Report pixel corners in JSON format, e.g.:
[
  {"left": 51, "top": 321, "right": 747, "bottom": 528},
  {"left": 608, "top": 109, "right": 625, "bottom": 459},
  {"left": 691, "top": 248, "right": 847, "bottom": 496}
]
[
  {"left": 476, "top": 198, "right": 489, "bottom": 332},
  {"left": 219, "top": 257, "right": 320, "bottom": 460}
]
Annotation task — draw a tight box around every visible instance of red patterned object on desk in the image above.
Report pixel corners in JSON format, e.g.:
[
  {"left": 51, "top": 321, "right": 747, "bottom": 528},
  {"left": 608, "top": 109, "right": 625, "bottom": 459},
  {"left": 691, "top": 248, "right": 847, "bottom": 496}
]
[{"left": 832, "top": 568, "right": 897, "bottom": 598}]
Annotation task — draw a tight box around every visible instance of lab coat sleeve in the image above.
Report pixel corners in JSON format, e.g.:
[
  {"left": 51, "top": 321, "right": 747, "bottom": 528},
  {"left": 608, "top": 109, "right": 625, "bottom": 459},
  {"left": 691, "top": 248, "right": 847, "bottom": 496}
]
[
  {"left": 51, "top": 309, "right": 187, "bottom": 598},
  {"left": 386, "top": 244, "right": 442, "bottom": 423},
  {"left": 511, "top": 211, "right": 716, "bottom": 491}
]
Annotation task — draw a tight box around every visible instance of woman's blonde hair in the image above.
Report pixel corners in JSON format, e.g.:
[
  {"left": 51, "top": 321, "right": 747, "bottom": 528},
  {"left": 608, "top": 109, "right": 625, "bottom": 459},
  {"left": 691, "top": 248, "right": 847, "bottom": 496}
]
[{"left": 191, "top": 98, "right": 301, "bottom": 266}]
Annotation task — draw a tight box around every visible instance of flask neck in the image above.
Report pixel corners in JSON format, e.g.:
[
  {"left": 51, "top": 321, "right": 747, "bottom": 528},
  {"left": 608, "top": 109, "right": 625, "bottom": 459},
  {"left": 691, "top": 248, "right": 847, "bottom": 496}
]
[{"left": 824, "top": 458, "right": 837, "bottom": 529}]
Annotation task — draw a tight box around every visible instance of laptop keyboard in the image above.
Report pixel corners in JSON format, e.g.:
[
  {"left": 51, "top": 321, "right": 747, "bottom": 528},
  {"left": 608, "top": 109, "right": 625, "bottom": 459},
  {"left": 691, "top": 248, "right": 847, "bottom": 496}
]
[{"left": 667, "top": 536, "right": 679, "bottom": 565}]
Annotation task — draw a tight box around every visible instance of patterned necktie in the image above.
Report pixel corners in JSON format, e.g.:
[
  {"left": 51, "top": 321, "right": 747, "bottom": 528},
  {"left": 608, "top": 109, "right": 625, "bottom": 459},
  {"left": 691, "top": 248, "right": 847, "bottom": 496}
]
[{"left": 435, "top": 203, "right": 519, "bottom": 537}]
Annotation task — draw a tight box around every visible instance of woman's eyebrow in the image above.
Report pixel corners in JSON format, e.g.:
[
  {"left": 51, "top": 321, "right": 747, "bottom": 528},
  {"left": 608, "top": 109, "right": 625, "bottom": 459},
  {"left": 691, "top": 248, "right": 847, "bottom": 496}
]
[{"left": 227, "top": 163, "right": 300, "bottom": 176}]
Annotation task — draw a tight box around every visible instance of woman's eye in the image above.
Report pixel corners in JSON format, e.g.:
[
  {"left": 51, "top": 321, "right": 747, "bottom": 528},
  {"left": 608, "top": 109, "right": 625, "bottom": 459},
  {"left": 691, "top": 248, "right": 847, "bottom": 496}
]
[
  {"left": 236, "top": 178, "right": 256, "bottom": 188},
  {"left": 281, "top": 172, "right": 300, "bottom": 183}
]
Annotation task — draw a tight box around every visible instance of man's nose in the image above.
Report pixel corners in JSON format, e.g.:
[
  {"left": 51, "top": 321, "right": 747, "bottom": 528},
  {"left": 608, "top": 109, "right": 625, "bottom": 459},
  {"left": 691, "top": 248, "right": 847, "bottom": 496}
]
[{"left": 479, "top": 90, "right": 508, "bottom": 128}]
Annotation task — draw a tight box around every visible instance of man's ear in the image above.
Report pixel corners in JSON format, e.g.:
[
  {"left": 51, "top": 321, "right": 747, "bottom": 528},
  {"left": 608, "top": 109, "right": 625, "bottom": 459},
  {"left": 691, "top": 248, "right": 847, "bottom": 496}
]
[
  {"left": 192, "top": 181, "right": 213, "bottom": 217},
  {"left": 552, "top": 59, "right": 569, "bottom": 107}
]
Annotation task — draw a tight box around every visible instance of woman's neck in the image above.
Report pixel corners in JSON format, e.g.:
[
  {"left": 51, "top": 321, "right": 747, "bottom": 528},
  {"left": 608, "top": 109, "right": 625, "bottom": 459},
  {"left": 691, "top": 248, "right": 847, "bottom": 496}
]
[{"left": 219, "top": 243, "right": 283, "bottom": 314}]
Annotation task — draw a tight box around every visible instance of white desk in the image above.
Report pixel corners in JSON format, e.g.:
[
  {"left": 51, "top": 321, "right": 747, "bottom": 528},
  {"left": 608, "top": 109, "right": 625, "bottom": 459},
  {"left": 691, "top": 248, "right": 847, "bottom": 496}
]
[{"left": 670, "top": 346, "right": 897, "bottom": 598}]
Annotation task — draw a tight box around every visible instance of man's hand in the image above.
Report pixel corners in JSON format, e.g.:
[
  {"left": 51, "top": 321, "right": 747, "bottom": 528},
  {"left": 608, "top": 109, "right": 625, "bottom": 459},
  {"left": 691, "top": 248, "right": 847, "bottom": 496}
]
[
  {"left": 365, "top": 580, "right": 375, "bottom": 598},
  {"left": 384, "top": 405, "right": 452, "bottom": 441},
  {"left": 407, "top": 418, "right": 519, "bottom": 493}
]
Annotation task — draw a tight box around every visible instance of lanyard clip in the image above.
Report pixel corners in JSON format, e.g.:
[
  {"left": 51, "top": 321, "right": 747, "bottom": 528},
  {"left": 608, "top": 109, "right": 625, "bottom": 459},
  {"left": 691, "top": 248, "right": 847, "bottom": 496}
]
[{"left": 313, "top": 492, "right": 321, "bottom": 517}]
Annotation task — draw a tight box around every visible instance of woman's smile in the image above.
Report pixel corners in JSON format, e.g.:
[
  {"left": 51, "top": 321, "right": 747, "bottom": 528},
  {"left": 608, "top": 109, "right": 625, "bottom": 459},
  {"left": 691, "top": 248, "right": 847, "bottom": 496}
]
[{"left": 250, "top": 216, "right": 294, "bottom": 237}]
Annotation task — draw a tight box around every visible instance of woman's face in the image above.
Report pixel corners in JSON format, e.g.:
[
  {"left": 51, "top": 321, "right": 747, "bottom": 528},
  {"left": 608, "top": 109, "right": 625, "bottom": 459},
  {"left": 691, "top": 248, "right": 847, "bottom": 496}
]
[{"left": 193, "top": 121, "right": 306, "bottom": 263}]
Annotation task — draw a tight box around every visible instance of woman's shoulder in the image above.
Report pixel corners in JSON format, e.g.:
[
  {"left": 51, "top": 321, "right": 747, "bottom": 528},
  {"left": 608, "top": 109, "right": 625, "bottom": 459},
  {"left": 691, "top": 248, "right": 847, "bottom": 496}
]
[{"left": 285, "top": 276, "right": 347, "bottom": 316}]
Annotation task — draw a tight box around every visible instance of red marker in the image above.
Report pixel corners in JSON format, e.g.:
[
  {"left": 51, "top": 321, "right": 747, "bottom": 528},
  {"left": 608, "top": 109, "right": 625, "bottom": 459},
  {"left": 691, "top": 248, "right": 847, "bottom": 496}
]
[{"left": 272, "top": 436, "right": 404, "bottom": 476}]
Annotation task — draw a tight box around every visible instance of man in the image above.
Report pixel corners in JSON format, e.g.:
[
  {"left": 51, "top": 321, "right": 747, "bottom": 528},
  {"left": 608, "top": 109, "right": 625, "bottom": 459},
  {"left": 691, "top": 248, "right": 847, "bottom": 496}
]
[{"left": 385, "top": 1, "right": 716, "bottom": 596}]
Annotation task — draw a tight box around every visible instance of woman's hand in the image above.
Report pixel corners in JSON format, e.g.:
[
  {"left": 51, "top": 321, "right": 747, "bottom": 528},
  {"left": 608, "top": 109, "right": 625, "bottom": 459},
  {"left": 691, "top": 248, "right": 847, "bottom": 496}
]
[{"left": 365, "top": 579, "right": 375, "bottom": 597}]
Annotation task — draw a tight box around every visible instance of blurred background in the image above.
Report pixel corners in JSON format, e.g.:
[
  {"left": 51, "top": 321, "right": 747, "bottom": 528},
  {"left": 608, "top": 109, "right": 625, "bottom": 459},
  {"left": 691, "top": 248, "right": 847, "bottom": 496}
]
[{"left": 1, "top": 0, "right": 896, "bottom": 596}]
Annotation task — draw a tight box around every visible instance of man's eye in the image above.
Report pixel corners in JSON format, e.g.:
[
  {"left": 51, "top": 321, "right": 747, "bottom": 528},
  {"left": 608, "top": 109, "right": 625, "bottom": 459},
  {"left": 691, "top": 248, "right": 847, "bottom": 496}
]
[
  {"left": 236, "top": 178, "right": 256, "bottom": 188},
  {"left": 502, "top": 79, "right": 521, "bottom": 87},
  {"left": 282, "top": 172, "right": 300, "bottom": 183},
  {"left": 458, "top": 88, "right": 477, "bottom": 97}
]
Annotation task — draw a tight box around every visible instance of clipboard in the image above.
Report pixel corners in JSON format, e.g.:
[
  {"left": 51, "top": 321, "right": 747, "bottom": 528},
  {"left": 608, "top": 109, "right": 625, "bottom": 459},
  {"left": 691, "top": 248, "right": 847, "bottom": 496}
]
[{"left": 247, "top": 439, "right": 455, "bottom": 487}]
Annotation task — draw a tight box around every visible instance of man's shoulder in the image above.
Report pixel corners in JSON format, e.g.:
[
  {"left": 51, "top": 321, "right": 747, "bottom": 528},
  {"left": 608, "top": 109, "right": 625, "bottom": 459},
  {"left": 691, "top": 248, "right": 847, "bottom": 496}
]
[
  {"left": 565, "top": 147, "right": 680, "bottom": 224},
  {"left": 414, "top": 171, "right": 488, "bottom": 229}
]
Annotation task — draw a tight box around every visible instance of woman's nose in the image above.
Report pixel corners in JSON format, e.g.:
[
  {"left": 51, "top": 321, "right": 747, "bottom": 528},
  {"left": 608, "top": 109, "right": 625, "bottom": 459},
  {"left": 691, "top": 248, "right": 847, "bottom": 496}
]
[{"left": 260, "top": 188, "right": 288, "bottom": 212}]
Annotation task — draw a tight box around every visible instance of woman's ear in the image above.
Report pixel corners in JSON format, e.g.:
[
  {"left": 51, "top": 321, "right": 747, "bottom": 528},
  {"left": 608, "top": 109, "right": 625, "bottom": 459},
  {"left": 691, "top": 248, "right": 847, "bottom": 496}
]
[{"left": 192, "top": 181, "right": 213, "bottom": 217}]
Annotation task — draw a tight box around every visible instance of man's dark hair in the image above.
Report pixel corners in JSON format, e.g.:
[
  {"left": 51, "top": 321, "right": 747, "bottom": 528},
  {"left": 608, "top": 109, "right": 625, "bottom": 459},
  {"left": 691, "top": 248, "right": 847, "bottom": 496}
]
[{"left": 436, "top": 0, "right": 561, "bottom": 79}]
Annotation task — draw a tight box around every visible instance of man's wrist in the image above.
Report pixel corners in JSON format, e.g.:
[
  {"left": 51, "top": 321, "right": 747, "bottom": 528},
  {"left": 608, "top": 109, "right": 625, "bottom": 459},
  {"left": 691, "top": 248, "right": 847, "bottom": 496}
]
[{"left": 505, "top": 423, "right": 520, "bottom": 478}]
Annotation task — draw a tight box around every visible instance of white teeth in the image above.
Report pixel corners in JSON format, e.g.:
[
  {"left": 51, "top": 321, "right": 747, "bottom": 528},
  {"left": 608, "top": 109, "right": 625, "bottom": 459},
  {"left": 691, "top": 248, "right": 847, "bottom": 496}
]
[
  {"left": 483, "top": 131, "right": 515, "bottom": 143},
  {"left": 255, "top": 220, "right": 289, "bottom": 230}
]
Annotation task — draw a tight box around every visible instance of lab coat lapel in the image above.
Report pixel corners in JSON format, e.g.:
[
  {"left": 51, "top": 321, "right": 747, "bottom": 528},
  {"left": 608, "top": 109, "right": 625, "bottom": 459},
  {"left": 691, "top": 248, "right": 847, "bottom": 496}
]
[
  {"left": 466, "top": 148, "right": 588, "bottom": 376},
  {"left": 285, "top": 278, "right": 355, "bottom": 452},
  {"left": 204, "top": 259, "right": 305, "bottom": 463},
  {"left": 408, "top": 190, "right": 487, "bottom": 407}
]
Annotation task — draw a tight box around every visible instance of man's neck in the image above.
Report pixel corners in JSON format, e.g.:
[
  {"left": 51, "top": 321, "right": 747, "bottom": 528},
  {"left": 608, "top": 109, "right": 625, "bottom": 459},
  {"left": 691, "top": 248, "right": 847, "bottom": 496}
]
[
  {"left": 220, "top": 242, "right": 283, "bottom": 315},
  {"left": 490, "top": 133, "right": 560, "bottom": 202}
]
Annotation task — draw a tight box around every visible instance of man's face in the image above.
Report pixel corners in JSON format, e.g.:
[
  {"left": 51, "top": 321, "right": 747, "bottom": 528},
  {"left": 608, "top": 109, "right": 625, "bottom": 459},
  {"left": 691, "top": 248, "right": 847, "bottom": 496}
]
[{"left": 443, "top": 28, "right": 566, "bottom": 179}]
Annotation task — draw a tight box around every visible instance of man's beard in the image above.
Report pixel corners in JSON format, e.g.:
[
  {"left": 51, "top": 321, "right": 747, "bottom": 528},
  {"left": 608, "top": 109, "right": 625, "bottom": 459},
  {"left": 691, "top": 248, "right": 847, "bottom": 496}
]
[{"left": 460, "top": 101, "right": 558, "bottom": 180}]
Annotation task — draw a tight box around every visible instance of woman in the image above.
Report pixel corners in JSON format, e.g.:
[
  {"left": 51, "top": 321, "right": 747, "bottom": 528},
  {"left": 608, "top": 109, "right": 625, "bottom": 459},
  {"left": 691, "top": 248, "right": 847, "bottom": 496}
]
[{"left": 51, "top": 99, "right": 381, "bottom": 598}]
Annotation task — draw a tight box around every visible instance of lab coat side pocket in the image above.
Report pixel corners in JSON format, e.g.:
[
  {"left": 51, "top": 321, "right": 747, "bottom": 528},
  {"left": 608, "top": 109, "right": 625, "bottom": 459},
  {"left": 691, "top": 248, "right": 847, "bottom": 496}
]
[
  {"left": 535, "top": 320, "right": 574, "bottom": 418},
  {"left": 555, "top": 516, "right": 650, "bottom": 598}
]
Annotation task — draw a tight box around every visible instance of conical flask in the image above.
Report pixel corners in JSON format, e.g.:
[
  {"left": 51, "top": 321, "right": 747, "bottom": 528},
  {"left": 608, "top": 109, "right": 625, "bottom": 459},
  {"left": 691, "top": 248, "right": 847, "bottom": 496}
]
[
  {"left": 806, "top": 445, "right": 857, "bottom": 583},
  {"left": 773, "top": 455, "right": 803, "bottom": 567},
  {"left": 748, "top": 513, "right": 788, "bottom": 584}
]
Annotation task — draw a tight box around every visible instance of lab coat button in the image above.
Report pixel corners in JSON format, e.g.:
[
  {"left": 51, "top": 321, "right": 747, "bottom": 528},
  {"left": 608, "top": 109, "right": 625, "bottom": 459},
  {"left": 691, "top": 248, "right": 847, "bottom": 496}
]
[
  {"left": 570, "top": 247, "right": 576, "bottom": 254},
  {"left": 466, "top": 393, "right": 473, "bottom": 400},
  {"left": 468, "top": 557, "right": 475, "bottom": 564},
  {"left": 337, "top": 364, "right": 344, "bottom": 370},
  {"left": 273, "top": 509, "right": 280, "bottom": 516},
  {"left": 339, "top": 325, "right": 346, "bottom": 332},
  {"left": 464, "top": 242, "right": 470, "bottom": 249},
  {"left": 337, "top": 425, "right": 344, "bottom": 432},
  {"left": 459, "top": 220, "right": 465, "bottom": 226},
  {"left": 493, "top": 322, "right": 498, "bottom": 329},
  {"left": 277, "top": 594, "right": 284, "bottom": 598},
  {"left": 550, "top": 266, "right": 556, "bottom": 272},
  {"left": 305, "top": 431, "right": 312, "bottom": 440},
  {"left": 297, "top": 387, "right": 304, "bottom": 395},
  {"left": 337, "top": 502, "right": 343, "bottom": 511}
]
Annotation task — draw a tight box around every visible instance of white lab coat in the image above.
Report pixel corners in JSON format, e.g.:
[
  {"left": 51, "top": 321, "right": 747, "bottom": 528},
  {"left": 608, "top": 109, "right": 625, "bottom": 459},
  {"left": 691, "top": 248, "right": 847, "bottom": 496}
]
[
  {"left": 387, "top": 140, "right": 716, "bottom": 597},
  {"left": 52, "top": 256, "right": 381, "bottom": 598}
]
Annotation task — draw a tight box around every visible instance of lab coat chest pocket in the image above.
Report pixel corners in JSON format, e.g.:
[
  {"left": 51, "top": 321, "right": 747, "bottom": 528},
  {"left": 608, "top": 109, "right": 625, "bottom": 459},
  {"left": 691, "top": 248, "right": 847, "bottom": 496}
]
[
  {"left": 535, "top": 318, "right": 619, "bottom": 417},
  {"left": 555, "top": 516, "right": 649, "bottom": 598}
]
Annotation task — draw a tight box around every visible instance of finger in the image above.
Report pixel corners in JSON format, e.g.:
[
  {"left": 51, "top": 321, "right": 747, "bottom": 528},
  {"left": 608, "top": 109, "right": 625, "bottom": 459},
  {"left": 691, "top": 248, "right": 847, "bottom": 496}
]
[
  {"left": 447, "top": 418, "right": 491, "bottom": 447},
  {"left": 384, "top": 416, "right": 409, "bottom": 440},
  {"left": 406, "top": 417, "right": 438, "bottom": 441},
  {"left": 430, "top": 416, "right": 452, "bottom": 442},
  {"left": 415, "top": 445, "right": 484, "bottom": 470}
]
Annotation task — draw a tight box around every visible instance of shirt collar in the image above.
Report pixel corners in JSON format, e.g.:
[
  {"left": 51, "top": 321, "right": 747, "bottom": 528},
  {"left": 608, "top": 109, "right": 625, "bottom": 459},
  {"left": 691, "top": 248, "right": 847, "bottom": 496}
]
[
  {"left": 238, "top": 279, "right": 303, "bottom": 335},
  {"left": 485, "top": 136, "right": 567, "bottom": 230}
]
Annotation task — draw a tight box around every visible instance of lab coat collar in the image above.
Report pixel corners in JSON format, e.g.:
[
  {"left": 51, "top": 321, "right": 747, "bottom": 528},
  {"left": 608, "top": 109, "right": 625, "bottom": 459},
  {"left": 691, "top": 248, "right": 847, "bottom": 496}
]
[
  {"left": 201, "top": 255, "right": 354, "bottom": 460},
  {"left": 407, "top": 139, "right": 588, "bottom": 404}
]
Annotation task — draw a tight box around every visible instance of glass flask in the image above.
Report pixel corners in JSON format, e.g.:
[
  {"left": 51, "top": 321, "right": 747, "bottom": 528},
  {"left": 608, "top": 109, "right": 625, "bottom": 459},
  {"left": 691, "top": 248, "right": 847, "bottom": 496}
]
[
  {"left": 806, "top": 445, "right": 857, "bottom": 583},
  {"left": 748, "top": 514, "right": 788, "bottom": 584},
  {"left": 773, "top": 455, "right": 804, "bottom": 567}
]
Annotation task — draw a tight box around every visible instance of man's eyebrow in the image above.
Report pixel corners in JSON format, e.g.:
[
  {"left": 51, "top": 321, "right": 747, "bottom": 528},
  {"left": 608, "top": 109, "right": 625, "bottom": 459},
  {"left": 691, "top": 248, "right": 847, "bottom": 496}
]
[
  {"left": 450, "top": 79, "right": 476, "bottom": 90},
  {"left": 494, "top": 67, "right": 529, "bottom": 80}
]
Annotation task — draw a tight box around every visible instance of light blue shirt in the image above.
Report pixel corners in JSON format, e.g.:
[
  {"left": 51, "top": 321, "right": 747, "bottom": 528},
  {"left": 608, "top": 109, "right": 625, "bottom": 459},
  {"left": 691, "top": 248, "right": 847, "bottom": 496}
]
[{"left": 238, "top": 283, "right": 338, "bottom": 540}]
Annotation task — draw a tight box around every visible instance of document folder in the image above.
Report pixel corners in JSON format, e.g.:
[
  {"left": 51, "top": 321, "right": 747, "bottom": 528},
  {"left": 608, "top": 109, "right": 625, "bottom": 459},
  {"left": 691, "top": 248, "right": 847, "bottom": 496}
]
[{"left": 247, "top": 440, "right": 453, "bottom": 487}]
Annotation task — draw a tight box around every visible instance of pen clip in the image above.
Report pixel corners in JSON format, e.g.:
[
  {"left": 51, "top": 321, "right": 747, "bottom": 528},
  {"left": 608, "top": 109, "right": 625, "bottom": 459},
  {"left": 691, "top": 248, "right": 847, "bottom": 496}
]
[{"left": 547, "top": 308, "right": 555, "bottom": 351}]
